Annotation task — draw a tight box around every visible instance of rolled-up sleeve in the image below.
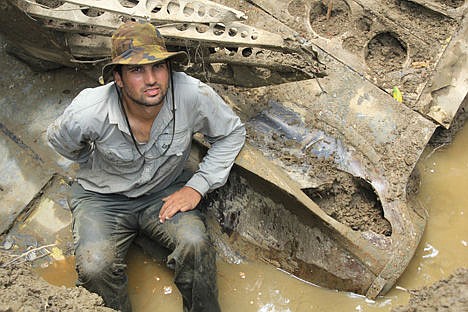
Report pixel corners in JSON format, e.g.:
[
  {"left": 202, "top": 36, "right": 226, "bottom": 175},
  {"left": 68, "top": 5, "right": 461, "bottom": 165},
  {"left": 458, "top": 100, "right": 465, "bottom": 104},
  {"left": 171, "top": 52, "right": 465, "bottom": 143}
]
[{"left": 185, "top": 83, "right": 246, "bottom": 196}]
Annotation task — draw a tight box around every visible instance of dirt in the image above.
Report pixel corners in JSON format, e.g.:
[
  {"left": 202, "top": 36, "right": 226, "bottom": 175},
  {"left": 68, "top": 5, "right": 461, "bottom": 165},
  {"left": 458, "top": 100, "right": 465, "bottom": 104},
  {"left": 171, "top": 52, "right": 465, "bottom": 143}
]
[
  {"left": 308, "top": 0, "right": 459, "bottom": 104},
  {"left": 244, "top": 123, "right": 392, "bottom": 236},
  {"left": 0, "top": 250, "right": 116, "bottom": 312},
  {"left": 392, "top": 268, "right": 468, "bottom": 312},
  {"left": 366, "top": 32, "right": 407, "bottom": 74},
  {"left": 309, "top": 0, "right": 351, "bottom": 38}
]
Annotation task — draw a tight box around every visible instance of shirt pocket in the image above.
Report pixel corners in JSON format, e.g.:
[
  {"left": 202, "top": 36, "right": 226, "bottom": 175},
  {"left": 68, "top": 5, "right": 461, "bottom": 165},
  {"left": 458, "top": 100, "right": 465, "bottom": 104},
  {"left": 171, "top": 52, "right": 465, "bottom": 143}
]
[
  {"left": 98, "top": 143, "right": 135, "bottom": 163},
  {"left": 156, "top": 127, "right": 191, "bottom": 157},
  {"left": 96, "top": 142, "right": 142, "bottom": 174}
]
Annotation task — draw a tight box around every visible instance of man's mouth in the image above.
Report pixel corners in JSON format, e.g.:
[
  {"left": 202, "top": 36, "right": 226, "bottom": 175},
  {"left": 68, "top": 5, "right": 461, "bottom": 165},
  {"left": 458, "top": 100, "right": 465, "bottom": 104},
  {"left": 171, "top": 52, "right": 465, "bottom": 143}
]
[{"left": 144, "top": 87, "right": 159, "bottom": 97}]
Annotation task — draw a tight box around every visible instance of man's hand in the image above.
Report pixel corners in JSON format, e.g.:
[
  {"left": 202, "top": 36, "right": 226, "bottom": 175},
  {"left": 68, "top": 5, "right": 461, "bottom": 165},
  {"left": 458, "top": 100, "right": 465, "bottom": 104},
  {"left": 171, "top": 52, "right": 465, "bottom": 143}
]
[{"left": 159, "top": 186, "right": 202, "bottom": 223}]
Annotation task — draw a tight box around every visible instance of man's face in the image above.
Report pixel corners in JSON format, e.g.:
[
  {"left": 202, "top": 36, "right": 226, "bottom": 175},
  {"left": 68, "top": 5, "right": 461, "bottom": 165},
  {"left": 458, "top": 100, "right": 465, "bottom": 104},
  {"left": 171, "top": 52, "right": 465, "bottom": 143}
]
[{"left": 114, "top": 62, "right": 170, "bottom": 107}]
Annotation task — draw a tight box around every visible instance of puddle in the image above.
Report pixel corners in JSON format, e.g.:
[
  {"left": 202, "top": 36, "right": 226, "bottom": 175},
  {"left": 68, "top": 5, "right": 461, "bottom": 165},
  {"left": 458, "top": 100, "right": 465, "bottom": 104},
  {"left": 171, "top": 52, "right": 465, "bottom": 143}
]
[
  {"left": 36, "top": 257, "right": 77, "bottom": 288},
  {"left": 37, "top": 122, "right": 467, "bottom": 311}
]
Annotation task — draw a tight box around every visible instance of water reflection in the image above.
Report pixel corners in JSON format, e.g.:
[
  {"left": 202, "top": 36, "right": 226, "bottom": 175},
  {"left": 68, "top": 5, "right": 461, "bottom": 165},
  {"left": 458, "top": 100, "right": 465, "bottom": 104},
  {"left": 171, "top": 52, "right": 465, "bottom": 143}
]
[{"left": 38, "top": 124, "right": 467, "bottom": 311}]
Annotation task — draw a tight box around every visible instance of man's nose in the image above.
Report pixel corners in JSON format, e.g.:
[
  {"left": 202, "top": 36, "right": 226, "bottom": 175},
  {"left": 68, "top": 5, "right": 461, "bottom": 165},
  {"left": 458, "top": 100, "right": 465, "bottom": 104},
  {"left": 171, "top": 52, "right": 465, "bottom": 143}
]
[{"left": 143, "top": 67, "right": 157, "bottom": 85}]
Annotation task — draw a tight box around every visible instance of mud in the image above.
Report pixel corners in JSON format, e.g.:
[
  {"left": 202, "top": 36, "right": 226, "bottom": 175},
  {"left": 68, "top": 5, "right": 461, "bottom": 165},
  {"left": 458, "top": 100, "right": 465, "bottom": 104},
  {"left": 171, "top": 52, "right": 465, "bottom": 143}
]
[
  {"left": 244, "top": 123, "right": 392, "bottom": 235},
  {"left": 392, "top": 268, "right": 468, "bottom": 312},
  {"left": 309, "top": 0, "right": 352, "bottom": 38},
  {"left": 0, "top": 250, "right": 115, "bottom": 312},
  {"left": 304, "top": 0, "right": 461, "bottom": 107}
]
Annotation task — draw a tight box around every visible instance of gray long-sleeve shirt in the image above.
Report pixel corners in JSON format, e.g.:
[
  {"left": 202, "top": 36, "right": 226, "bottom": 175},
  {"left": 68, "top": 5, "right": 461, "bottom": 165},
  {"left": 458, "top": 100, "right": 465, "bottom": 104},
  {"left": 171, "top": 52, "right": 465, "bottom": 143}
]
[{"left": 47, "top": 72, "right": 245, "bottom": 198}]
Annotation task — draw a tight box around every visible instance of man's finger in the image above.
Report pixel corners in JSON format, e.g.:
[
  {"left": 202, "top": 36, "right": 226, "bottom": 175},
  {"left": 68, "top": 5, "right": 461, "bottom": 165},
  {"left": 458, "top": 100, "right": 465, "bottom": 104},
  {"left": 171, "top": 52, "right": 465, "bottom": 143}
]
[
  {"left": 160, "top": 207, "right": 178, "bottom": 223},
  {"left": 159, "top": 201, "right": 171, "bottom": 222}
]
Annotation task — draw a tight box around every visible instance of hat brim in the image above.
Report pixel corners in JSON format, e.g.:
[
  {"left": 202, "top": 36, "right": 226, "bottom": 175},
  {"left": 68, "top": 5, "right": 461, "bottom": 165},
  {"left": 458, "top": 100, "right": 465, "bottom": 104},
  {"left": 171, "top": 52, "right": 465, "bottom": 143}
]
[{"left": 100, "top": 49, "right": 188, "bottom": 84}]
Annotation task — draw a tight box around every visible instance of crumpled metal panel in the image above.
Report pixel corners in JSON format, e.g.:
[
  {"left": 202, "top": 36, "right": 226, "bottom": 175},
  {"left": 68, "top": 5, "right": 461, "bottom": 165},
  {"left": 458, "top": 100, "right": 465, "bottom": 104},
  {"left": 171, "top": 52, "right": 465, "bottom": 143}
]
[
  {"left": 220, "top": 46, "right": 436, "bottom": 297},
  {"left": 13, "top": 1, "right": 287, "bottom": 53},
  {"left": 65, "top": 0, "right": 246, "bottom": 23},
  {"left": 420, "top": 15, "right": 468, "bottom": 128}
]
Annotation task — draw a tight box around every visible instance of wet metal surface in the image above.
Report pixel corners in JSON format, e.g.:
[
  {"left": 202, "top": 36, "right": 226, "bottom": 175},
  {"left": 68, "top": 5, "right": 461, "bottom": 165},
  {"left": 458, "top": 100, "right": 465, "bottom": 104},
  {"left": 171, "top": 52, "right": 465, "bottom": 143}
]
[
  {"left": 0, "top": 35, "right": 94, "bottom": 172},
  {"left": 0, "top": 33, "right": 87, "bottom": 244},
  {"left": 3, "top": 175, "right": 74, "bottom": 268},
  {"left": 0, "top": 131, "right": 48, "bottom": 234}
]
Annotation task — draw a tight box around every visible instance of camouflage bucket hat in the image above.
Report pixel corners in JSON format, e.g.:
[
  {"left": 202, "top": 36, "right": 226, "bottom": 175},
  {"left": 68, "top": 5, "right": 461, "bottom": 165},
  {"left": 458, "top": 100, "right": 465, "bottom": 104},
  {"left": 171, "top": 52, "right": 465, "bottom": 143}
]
[{"left": 100, "top": 22, "right": 188, "bottom": 84}]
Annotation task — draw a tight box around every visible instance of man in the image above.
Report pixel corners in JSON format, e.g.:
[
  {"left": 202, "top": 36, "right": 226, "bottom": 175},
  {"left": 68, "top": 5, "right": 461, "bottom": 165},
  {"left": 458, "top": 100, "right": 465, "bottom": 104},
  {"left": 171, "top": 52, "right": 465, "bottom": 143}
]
[{"left": 47, "top": 21, "right": 245, "bottom": 312}]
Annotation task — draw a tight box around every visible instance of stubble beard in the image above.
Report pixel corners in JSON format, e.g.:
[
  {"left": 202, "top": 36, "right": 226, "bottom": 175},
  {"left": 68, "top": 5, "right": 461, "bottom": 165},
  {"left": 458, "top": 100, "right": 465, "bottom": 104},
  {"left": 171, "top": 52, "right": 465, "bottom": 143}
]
[{"left": 123, "top": 83, "right": 168, "bottom": 107}]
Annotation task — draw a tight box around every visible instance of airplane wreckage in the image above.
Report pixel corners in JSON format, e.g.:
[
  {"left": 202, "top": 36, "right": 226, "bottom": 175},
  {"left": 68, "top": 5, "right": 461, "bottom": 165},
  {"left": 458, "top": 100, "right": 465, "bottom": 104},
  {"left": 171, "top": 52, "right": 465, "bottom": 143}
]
[{"left": 0, "top": 0, "right": 467, "bottom": 300}]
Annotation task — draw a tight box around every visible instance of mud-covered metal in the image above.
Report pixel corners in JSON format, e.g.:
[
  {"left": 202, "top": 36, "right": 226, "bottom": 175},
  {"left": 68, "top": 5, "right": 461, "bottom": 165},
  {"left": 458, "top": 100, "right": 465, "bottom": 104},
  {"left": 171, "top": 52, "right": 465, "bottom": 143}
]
[
  {"left": 210, "top": 53, "right": 436, "bottom": 297},
  {"left": 0, "top": 0, "right": 466, "bottom": 301},
  {"left": 248, "top": 0, "right": 467, "bottom": 127}
]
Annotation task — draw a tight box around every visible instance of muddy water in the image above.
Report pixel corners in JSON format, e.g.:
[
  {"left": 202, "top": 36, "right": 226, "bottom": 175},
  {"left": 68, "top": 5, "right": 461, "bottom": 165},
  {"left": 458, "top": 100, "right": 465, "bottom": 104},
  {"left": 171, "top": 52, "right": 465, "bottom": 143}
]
[{"left": 37, "top": 124, "right": 467, "bottom": 311}]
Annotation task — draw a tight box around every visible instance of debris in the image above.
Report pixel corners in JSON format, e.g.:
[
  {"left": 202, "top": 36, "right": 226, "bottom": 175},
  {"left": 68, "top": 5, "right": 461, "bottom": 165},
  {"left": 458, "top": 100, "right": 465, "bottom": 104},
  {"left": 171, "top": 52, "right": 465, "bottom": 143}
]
[
  {"left": 1, "top": 243, "right": 55, "bottom": 267},
  {"left": 49, "top": 246, "right": 65, "bottom": 261},
  {"left": 411, "top": 61, "right": 430, "bottom": 69},
  {"left": 392, "top": 86, "right": 403, "bottom": 103},
  {"left": 0, "top": 237, "right": 14, "bottom": 250},
  {"left": 326, "top": 0, "right": 334, "bottom": 20}
]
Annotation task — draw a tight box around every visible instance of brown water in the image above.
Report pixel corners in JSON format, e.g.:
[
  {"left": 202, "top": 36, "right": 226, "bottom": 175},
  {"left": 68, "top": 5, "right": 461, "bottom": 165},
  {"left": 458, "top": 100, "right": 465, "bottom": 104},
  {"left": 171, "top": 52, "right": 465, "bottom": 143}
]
[{"left": 38, "top": 124, "right": 468, "bottom": 311}]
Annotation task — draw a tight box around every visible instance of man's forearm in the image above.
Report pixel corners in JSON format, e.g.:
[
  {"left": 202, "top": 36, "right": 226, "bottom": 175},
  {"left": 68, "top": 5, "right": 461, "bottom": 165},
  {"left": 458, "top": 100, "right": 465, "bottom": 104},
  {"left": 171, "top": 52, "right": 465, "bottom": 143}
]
[{"left": 186, "top": 125, "right": 246, "bottom": 196}]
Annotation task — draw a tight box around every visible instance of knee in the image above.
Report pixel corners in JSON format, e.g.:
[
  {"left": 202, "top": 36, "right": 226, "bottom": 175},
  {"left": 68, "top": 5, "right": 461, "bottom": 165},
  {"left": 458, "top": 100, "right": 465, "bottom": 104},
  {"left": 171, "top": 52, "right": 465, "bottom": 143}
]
[
  {"left": 176, "top": 232, "right": 216, "bottom": 267},
  {"left": 75, "top": 241, "right": 124, "bottom": 282},
  {"left": 180, "top": 231, "right": 211, "bottom": 253}
]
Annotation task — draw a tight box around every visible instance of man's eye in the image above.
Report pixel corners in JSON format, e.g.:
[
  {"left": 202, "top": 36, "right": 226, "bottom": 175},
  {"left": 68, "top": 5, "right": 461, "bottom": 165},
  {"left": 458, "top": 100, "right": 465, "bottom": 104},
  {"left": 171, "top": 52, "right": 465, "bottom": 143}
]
[{"left": 130, "top": 67, "right": 142, "bottom": 72}]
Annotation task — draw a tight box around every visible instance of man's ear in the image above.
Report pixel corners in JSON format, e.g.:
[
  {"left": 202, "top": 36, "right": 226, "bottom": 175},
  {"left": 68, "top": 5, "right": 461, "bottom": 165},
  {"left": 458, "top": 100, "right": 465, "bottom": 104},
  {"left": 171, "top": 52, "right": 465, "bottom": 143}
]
[{"left": 113, "top": 70, "right": 123, "bottom": 88}]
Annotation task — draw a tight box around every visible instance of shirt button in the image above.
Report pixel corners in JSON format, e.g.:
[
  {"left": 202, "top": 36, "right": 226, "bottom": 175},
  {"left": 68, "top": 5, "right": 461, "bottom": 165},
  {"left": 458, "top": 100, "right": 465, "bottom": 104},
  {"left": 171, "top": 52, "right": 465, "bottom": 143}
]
[{"left": 162, "top": 144, "right": 168, "bottom": 149}]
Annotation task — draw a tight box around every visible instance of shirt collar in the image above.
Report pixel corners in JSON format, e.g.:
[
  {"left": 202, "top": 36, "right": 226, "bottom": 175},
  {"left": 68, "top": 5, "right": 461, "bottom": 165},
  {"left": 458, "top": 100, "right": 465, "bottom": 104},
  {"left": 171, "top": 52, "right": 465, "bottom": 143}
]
[{"left": 107, "top": 82, "right": 130, "bottom": 135}]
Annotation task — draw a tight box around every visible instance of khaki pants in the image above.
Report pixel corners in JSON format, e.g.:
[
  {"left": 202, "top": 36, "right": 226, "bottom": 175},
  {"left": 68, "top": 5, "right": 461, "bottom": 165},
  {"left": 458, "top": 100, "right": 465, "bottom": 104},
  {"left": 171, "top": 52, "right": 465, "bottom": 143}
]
[{"left": 69, "top": 173, "right": 220, "bottom": 312}]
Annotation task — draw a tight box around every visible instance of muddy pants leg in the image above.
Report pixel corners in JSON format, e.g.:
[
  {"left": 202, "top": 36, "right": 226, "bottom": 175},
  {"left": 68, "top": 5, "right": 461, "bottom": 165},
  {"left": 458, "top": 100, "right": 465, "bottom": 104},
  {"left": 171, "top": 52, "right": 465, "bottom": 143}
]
[
  {"left": 139, "top": 188, "right": 220, "bottom": 311},
  {"left": 69, "top": 183, "right": 137, "bottom": 312}
]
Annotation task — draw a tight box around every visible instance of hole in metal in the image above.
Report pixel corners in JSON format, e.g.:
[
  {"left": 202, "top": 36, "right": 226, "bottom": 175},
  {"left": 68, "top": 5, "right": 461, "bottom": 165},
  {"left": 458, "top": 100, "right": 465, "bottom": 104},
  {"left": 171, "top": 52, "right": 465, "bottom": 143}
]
[
  {"left": 167, "top": 0, "right": 180, "bottom": 14},
  {"left": 36, "top": 0, "right": 64, "bottom": 8},
  {"left": 242, "top": 48, "right": 253, "bottom": 57},
  {"left": 81, "top": 8, "right": 104, "bottom": 17},
  {"left": 228, "top": 28, "right": 238, "bottom": 37},
  {"left": 213, "top": 24, "right": 225, "bottom": 36},
  {"left": 198, "top": 5, "right": 206, "bottom": 17},
  {"left": 196, "top": 24, "right": 209, "bottom": 33},
  {"left": 366, "top": 32, "right": 407, "bottom": 73},
  {"left": 119, "top": 0, "right": 137, "bottom": 8},
  {"left": 209, "top": 8, "right": 219, "bottom": 17},
  {"left": 175, "top": 23, "right": 189, "bottom": 31},
  {"left": 183, "top": 3, "right": 195, "bottom": 16}
]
